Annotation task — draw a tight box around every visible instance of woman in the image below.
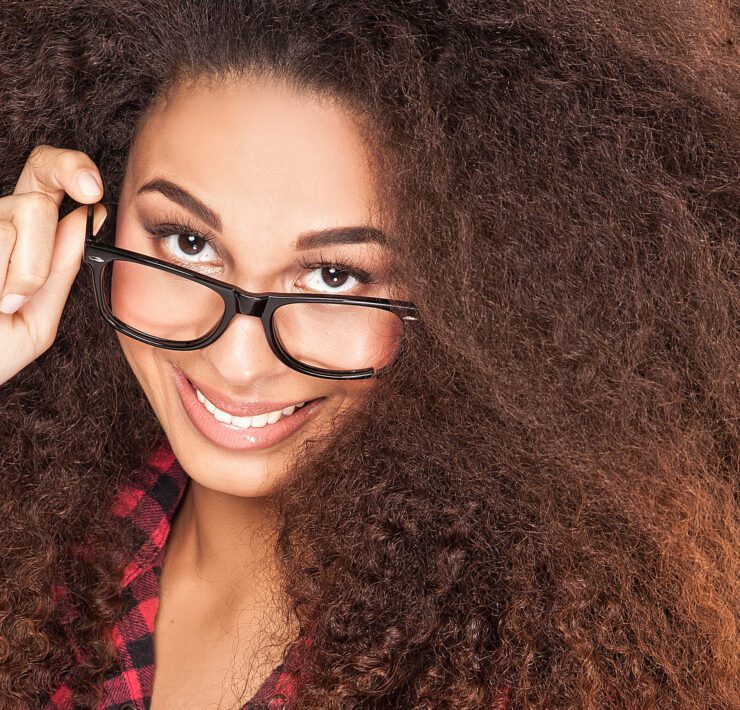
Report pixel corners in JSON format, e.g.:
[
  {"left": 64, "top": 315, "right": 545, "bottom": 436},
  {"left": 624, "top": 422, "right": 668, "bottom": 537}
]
[{"left": 0, "top": 1, "right": 737, "bottom": 708}]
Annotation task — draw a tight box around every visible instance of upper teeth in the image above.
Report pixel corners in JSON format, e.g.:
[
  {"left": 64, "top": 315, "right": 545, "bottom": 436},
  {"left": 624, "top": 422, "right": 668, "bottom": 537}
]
[{"left": 195, "top": 387, "right": 306, "bottom": 429}]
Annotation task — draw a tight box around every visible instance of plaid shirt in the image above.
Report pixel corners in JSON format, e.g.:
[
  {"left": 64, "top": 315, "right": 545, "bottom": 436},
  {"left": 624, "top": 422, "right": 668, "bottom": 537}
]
[{"left": 44, "top": 439, "right": 305, "bottom": 710}]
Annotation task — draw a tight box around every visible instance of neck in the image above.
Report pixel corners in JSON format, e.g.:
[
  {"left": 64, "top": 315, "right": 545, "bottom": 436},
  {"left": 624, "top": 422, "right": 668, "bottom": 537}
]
[
  {"left": 156, "top": 478, "right": 299, "bottom": 678},
  {"left": 163, "top": 477, "right": 282, "bottom": 609}
]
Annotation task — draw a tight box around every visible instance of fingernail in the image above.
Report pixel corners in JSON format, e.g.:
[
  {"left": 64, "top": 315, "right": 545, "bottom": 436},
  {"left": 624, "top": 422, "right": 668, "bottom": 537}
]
[
  {"left": 77, "top": 171, "right": 101, "bottom": 197},
  {"left": 0, "top": 293, "right": 28, "bottom": 314}
]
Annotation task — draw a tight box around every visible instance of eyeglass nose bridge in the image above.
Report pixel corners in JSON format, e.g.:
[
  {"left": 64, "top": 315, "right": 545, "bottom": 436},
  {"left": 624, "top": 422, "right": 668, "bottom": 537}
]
[{"left": 234, "top": 291, "right": 268, "bottom": 318}]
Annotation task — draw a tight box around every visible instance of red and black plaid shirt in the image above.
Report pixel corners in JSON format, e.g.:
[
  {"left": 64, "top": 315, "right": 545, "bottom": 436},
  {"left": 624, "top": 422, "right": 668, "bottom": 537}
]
[{"left": 45, "top": 439, "right": 305, "bottom": 710}]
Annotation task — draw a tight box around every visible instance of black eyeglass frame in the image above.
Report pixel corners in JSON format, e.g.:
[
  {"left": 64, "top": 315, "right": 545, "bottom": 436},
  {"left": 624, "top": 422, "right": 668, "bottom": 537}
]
[{"left": 81, "top": 203, "right": 419, "bottom": 380}]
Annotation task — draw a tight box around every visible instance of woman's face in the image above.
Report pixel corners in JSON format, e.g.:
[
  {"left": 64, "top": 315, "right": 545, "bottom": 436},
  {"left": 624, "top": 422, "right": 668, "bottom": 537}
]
[{"left": 114, "top": 75, "right": 394, "bottom": 497}]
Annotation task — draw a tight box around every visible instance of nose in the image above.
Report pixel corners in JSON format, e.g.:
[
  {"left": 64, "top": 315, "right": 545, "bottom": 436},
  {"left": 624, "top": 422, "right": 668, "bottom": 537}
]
[{"left": 201, "top": 312, "right": 286, "bottom": 384}]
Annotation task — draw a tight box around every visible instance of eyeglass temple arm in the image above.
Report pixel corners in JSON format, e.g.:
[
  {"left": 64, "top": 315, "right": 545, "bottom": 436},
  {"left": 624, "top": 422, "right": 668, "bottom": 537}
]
[{"left": 85, "top": 202, "right": 96, "bottom": 240}]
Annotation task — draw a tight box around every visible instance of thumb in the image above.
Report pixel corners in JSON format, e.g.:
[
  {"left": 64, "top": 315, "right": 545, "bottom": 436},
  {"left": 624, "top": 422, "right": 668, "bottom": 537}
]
[{"left": 21, "top": 203, "right": 107, "bottom": 327}]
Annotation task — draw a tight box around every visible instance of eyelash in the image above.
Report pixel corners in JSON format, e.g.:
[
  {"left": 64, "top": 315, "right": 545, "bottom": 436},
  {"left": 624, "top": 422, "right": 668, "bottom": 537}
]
[
  {"left": 144, "top": 214, "right": 217, "bottom": 246},
  {"left": 143, "top": 216, "right": 378, "bottom": 285},
  {"left": 298, "top": 253, "right": 377, "bottom": 286}
]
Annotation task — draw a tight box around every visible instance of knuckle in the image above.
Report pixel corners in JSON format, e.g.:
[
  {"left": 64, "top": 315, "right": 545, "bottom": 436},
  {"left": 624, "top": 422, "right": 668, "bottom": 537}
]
[
  {"left": 37, "top": 327, "right": 58, "bottom": 353},
  {"left": 27, "top": 144, "right": 51, "bottom": 164},
  {"left": 26, "top": 144, "right": 63, "bottom": 171},
  {"left": 24, "top": 318, "right": 55, "bottom": 354},
  {"left": 0, "top": 219, "right": 16, "bottom": 241},
  {"left": 20, "top": 190, "right": 58, "bottom": 219},
  {"left": 16, "top": 270, "right": 47, "bottom": 293},
  {"left": 27, "top": 144, "right": 93, "bottom": 179}
]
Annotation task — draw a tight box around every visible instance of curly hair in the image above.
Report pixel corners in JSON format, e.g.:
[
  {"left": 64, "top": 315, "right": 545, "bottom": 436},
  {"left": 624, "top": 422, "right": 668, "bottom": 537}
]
[{"left": 0, "top": 1, "right": 737, "bottom": 707}]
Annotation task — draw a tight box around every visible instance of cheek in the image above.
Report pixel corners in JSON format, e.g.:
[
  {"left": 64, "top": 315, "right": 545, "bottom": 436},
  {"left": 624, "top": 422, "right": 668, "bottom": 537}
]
[
  {"left": 272, "top": 304, "right": 404, "bottom": 373},
  {"left": 110, "top": 259, "right": 225, "bottom": 344},
  {"left": 330, "top": 378, "right": 377, "bottom": 412},
  {"left": 117, "top": 332, "right": 141, "bottom": 375},
  {"left": 116, "top": 334, "right": 164, "bottom": 404}
]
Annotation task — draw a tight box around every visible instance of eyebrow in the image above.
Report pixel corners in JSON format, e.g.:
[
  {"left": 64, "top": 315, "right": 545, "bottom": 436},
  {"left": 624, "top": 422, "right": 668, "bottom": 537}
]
[{"left": 136, "top": 177, "right": 388, "bottom": 250}]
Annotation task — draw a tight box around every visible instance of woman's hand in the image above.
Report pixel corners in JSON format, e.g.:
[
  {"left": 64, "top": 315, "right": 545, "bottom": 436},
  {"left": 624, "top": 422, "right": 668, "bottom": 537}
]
[{"left": 0, "top": 145, "right": 107, "bottom": 386}]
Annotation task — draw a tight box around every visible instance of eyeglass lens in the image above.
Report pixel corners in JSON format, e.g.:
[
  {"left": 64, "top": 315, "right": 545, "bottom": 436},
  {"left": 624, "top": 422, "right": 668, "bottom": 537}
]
[{"left": 103, "top": 259, "right": 404, "bottom": 371}]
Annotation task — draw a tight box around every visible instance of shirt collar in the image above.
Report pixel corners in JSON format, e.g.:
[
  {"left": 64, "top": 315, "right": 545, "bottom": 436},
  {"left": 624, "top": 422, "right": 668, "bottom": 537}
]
[{"left": 110, "top": 436, "right": 190, "bottom": 587}]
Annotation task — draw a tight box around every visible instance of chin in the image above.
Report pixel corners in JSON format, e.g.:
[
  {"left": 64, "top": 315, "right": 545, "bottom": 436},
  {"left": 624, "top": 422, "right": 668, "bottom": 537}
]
[{"left": 167, "top": 432, "right": 295, "bottom": 497}]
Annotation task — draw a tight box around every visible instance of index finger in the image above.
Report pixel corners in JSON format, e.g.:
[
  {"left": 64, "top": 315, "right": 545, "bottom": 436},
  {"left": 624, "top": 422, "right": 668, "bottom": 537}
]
[{"left": 13, "top": 144, "right": 104, "bottom": 207}]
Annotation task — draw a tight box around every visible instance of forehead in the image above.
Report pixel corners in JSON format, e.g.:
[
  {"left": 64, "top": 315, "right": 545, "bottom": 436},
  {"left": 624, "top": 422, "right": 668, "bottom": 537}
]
[{"left": 123, "top": 75, "right": 379, "bottom": 237}]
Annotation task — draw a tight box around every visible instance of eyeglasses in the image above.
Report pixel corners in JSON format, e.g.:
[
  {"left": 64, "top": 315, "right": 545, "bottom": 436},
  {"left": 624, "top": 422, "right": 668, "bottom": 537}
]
[{"left": 82, "top": 204, "right": 419, "bottom": 380}]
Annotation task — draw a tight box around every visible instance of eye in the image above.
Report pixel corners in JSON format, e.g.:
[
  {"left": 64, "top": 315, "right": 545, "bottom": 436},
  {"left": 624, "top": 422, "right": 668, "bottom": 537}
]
[
  {"left": 144, "top": 222, "right": 219, "bottom": 265},
  {"left": 160, "top": 233, "right": 218, "bottom": 263},
  {"left": 300, "top": 261, "right": 375, "bottom": 294}
]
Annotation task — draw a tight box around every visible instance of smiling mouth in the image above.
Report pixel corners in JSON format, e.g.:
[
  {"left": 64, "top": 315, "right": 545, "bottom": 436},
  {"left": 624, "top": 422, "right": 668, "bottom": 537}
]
[{"left": 193, "top": 385, "right": 313, "bottom": 429}]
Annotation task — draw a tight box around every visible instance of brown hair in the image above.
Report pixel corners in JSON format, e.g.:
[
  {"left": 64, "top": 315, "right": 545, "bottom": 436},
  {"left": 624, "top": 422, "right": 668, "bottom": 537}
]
[{"left": 0, "top": 1, "right": 737, "bottom": 707}]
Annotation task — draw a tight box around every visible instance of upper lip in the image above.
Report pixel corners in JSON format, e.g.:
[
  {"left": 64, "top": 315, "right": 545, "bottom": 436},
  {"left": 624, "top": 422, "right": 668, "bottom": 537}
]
[{"left": 177, "top": 368, "right": 318, "bottom": 417}]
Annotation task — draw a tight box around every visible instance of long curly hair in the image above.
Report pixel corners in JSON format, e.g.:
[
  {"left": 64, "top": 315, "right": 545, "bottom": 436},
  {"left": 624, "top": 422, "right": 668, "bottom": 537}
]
[{"left": 0, "top": 1, "right": 737, "bottom": 707}]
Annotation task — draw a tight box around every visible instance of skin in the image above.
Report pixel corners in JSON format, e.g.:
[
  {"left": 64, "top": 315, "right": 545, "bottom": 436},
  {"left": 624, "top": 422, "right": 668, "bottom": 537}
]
[{"left": 113, "top": 74, "right": 395, "bottom": 708}]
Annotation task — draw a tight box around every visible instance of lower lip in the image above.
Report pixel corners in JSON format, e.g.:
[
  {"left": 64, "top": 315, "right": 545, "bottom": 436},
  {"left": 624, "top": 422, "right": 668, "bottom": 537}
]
[{"left": 172, "top": 366, "right": 324, "bottom": 452}]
